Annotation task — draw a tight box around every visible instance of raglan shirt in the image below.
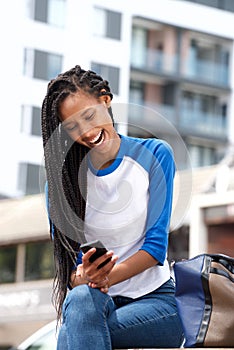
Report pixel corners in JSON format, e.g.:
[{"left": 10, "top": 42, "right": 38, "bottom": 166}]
[
  {"left": 83, "top": 134, "right": 175, "bottom": 298},
  {"left": 46, "top": 134, "right": 175, "bottom": 298}
]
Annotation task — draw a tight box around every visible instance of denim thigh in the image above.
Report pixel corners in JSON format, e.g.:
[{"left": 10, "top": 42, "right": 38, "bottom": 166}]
[{"left": 109, "top": 278, "right": 184, "bottom": 349}]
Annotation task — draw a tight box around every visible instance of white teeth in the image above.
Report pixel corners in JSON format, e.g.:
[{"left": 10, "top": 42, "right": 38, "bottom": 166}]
[{"left": 89, "top": 130, "right": 102, "bottom": 144}]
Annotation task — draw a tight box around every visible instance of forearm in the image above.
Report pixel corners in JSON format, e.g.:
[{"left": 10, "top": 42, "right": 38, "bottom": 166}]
[{"left": 108, "top": 249, "right": 158, "bottom": 287}]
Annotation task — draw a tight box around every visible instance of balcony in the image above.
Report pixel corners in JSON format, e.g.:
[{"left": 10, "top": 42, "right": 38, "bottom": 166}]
[
  {"left": 128, "top": 100, "right": 177, "bottom": 135},
  {"left": 180, "top": 108, "right": 227, "bottom": 138},
  {"left": 183, "top": 57, "right": 229, "bottom": 87},
  {"left": 131, "top": 47, "right": 178, "bottom": 76},
  {"left": 128, "top": 100, "right": 227, "bottom": 140},
  {"left": 131, "top": 47, "right": 229, "bottom": 88}
]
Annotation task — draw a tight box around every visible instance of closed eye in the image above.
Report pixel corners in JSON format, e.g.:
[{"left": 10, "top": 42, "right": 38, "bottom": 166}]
[
  {"left": 84, "top": 113, "right": 94, "bottom": 121},
  {"left": 64, "top": 124, "right": 77, "bottom": 131}
]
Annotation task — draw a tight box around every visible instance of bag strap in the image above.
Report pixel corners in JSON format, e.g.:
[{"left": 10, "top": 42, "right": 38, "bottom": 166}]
[{"left": 209, "top": 254, "right": 234, "bottom": 274}]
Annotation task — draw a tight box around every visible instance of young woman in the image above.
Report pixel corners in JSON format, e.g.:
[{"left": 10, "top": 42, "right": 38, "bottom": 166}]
[{"left": 41, "top": 65, "right": 184, "bottom": 349}]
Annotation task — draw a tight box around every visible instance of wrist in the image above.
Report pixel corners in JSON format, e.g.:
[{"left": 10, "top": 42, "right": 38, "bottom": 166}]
[{"left": 70, "top": 267, "right": 89, "bottom": 287}]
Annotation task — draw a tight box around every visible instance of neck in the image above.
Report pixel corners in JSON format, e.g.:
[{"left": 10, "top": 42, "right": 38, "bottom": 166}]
[{"left": 89, "top": 133, "right": 121, "bottom": 170}]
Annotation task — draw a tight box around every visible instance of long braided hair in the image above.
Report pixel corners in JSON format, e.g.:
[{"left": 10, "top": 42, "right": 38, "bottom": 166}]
[{"left": 41, "top": 65, "right": 114, "bottom": 320}]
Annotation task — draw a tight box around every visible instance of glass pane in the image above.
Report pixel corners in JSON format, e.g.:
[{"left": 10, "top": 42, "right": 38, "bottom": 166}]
[
  {"left": 34, "top": 50, "right": 48, "bottom": 80},
  {"left": 26, "top": 163, "right": 41, "bottom": 194},
  {"left": 91, "top": 63, "right": 119, "bottom": 95},
  {"left": 93, "top": 7, "right": 106, "bottom": 37},
  {"left": 108, "top": 66, "right": 119, "bottom": 95},
  {"left": 131, "top": 27, "right": 147, "bottom": 67},
  {"left": 106, "top": 10, "right": 121, "bottom": 40},
  {"left": 47, "top": 53, "right": 63, "bottom": 80},
  {"left": 0, "top": 246, "right": 17, "bottom": 283},
  {"left": 34, "top": 50, "right": 62, "bottom": 81},
  {"left": 25, "top": 241, "right": 54, "bottom": 281},
  {"left": 34, "top": 0, "right": 48, "bottom": 23},
  {"left": 31, "top": 107, "right": 42, "bottom": 136},
  {"left": 48, "top": 0, "right": 66, "bottom": 27}
]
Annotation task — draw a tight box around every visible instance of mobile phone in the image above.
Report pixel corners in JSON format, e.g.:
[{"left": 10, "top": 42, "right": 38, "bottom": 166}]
[{"left": 80, "top": 240, "right": 111, "bottom": 268}]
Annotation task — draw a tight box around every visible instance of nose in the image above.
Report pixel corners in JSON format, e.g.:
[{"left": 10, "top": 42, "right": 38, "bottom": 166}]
[{"left": 78, "top": 123, "right": 96, "bottom": 141}]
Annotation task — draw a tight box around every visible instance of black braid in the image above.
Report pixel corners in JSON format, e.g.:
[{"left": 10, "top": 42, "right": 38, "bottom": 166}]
[{"left": 41, "top": 65, "right": 114, "bottom": 321}]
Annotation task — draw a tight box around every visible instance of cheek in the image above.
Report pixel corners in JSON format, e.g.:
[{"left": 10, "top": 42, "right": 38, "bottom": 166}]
[
  {"left": 96, "top": 110, "right": 112, "bottom": 126},
  {"left": 65, "top": 130, "right": 82, "bottom": 143}
]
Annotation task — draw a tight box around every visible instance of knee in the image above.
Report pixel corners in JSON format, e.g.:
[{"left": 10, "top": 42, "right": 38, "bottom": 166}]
[
  {"left": 63, "top": 285, "right": 93, "bottom": 319},
  {"left": 66, "top": 284, "right": 91, "bottom": 305},
  {"left": 65, "top": 284, "right": 108, "bottom": 310}
]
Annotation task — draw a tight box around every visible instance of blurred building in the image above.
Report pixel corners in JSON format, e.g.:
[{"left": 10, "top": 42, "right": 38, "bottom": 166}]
[
  {"left": 1, "top": 0, "right": 234, "bottom": 347},
  {"left": 0, "top": 0, "right": 234, "bottom": 197},
  {"left": 0, "top": 194, "right": 56, "bottom": 348},
  {"left": 1, "top": 162, "right": 234, "bottom": 347}
]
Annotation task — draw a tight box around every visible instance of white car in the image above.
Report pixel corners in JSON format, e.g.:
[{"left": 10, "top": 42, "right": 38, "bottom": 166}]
[
  {"left": 15, "top": 321, "right": 154, "bottom": 350},
  {"left": 16, "top": 320, "right": 57, "bottom": 350}
]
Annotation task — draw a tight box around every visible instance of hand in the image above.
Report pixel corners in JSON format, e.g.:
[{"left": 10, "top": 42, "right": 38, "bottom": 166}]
[
  {"left": 89, "top": 276, "right": 110, "bottom": 294},
  {"left": 69, "top": 264, "right": 89, "bottom": 288},
  {"left": 82, "top": 248, "right": 118, "bottom": 291}
]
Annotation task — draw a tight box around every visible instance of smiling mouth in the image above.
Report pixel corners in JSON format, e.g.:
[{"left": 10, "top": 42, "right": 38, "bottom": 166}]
[{"left": 89, "top": 130, "right": 104, "bottom": 146}]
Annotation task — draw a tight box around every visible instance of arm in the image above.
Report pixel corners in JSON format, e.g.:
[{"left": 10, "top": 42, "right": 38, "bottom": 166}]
[{"left": 107, "top": 249, "right": 157, "bottom": 287}]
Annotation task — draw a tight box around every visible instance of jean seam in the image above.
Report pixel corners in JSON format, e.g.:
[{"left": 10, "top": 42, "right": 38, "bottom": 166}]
[
  {"left": 113, "top": 311, "right": 178, "bottom": 334},
  {"left": 102, "top": 294, "right": 115, "bottom": 350}
]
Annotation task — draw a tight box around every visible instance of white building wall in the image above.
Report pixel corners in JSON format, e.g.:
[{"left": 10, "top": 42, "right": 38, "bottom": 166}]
[{"left": 0, "top": 0, "right": 234, "bottom": 197}]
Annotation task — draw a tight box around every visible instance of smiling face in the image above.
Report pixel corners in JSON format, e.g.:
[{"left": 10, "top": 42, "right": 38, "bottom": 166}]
[{"left": 59, "top": 91, "right": 120, "bottom": 169}]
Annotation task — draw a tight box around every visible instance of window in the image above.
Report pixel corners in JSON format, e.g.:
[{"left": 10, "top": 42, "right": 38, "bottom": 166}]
[
  {"left": 33, "top": 0, "right": 66, "bottom": 27},
  {"left": 0, "top": 242, "right": 54, "bottom": 284},
  {"left": 91, "top": 62, "right": 120, "bottom": 95},
  {"left": 93, "top": 7, "right": 121, "bottom": 40},
  {"left": 24, "top": 48, "right": 63, "bottom": 81},
  {"left": 25, "top": 241, "right": 54, "bottom": 281},
  {"left": 31, "top": 107, "right": 41, "bottom": 136},
  {"left": 21, "top": 106, "right": 41, "bottom": 136},
  {"left": 18, "top": 163, "right": 41, "bottom": 195},
  {"left": 129, "top": 81, "right": 144, "bottom": 104},
  {"left": 187, "top": 36, "right": 230, "bottom": 85},
  {"left": 188, "top": 144, "right": 216, "bottom": 167},
  {"left": 131, "top": 26, "right": 147, "bottom": 68},
  {"left": 0, "top": 246, "right": 17, "bottom": 283}
]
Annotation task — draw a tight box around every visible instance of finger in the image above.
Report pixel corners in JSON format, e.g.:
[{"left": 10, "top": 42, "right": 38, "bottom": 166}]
[
  {"left": 96, "top": 254, "right": 118, "bottom": 273},
  {"left": 95, "top": 252, "right": 114, "bottom": 270},
  {"left": 89, "top": 276, "right": 109, "bottom": 292},
  {"left": 82, "top": 248, "right": 96, "bottom": 266},
  {"left": 83, "top": 255, "right": 118, "bottom": 284},
  {"left": 100, "top": 286, "right": 109, "bottom": 294}
]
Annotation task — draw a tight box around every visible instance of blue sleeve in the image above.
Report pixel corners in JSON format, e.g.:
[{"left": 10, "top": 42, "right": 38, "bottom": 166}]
[
  {"left": 140, "top": 141, "right": 175, "bottom": 265},
  {"left": 45, "top": 181, "right": 54, "bottom": 238}
]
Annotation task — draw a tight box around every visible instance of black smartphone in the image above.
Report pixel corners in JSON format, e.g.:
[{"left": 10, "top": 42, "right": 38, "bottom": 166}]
[{"left": 80, "top": 240, "right": 111, "bottom": 268}]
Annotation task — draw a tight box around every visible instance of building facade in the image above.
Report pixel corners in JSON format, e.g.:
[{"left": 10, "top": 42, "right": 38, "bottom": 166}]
[
  {"left": 1, "top": 0, "right": 234, "bottom": 347},
  {"left": 0, "top": 0, "right": 234, "bottom": 197}
]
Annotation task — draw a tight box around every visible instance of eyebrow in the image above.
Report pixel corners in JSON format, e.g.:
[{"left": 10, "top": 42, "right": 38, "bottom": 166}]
[
  {"left": 63, "top": 107, "right": 95, "bottom": 126},
  {"left": 80, "top": 107, "right": 95, "bottom": 117}
]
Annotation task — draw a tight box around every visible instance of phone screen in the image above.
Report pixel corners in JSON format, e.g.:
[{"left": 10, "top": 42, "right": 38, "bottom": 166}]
[{"left": 80, "top": 240, "right": 111, "bottom": 268}]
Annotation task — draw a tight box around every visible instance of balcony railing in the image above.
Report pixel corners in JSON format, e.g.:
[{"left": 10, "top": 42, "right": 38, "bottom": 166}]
[
  {"left": 131, "top": 47, "right": 229, "bottom": 87},
  {"left": 184, "top": 57, "right": 229, "bottom": 86},
  {"left": 128, "top": 100, "right": 227, "bottom": 139},
  {"left": 180, "top": 109, "right": 227, "bottom": 137},
  {"left": 128, "top": 100, "right": 176, "bottom": 127},
  {"left": 131, "top": 48, "right": 178, "bottom": 75}
]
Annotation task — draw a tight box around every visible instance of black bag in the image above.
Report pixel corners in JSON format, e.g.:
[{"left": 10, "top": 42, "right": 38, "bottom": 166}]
[{"left": 174, "top": 253, "right": 234, "bottom": 347}]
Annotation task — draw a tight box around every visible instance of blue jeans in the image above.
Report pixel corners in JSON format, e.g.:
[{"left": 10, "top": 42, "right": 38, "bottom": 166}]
[{"left": 57, "top": 278, "right": 184, "bottom": 349}]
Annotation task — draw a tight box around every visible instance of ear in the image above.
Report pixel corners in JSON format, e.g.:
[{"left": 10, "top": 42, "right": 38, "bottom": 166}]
[{"left": 99, "top": 89, "right": 112, "bottom": 107}]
